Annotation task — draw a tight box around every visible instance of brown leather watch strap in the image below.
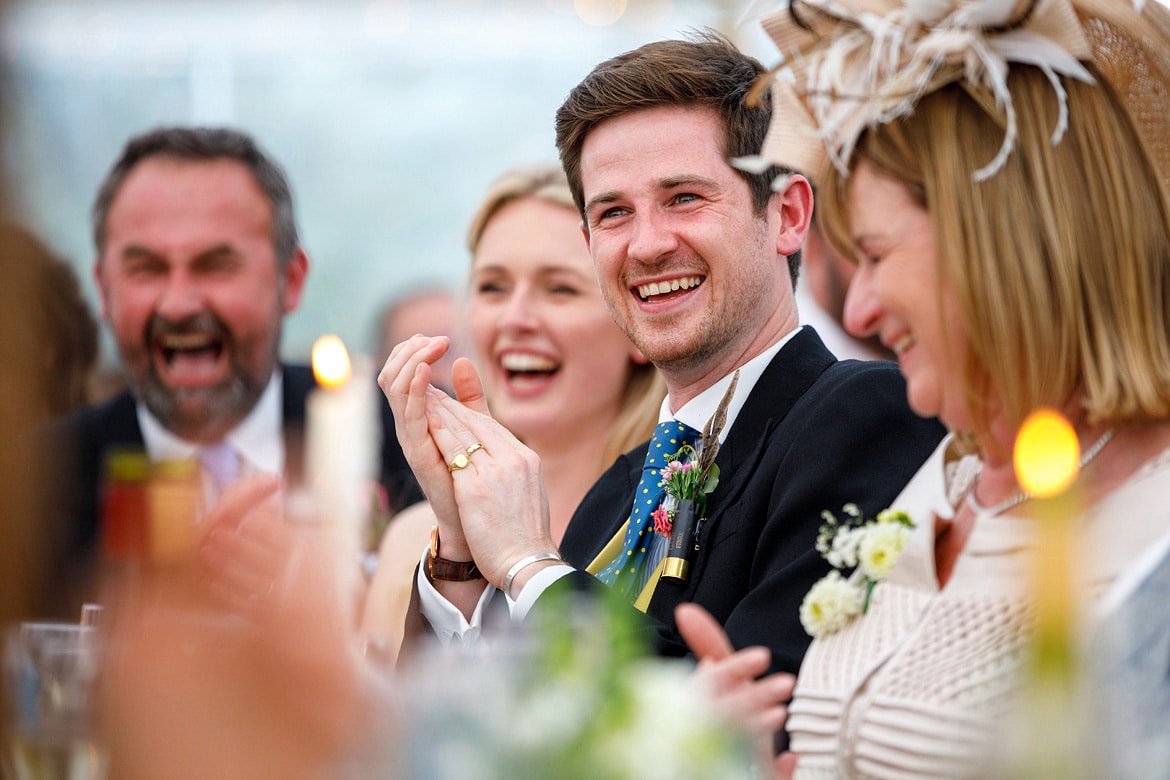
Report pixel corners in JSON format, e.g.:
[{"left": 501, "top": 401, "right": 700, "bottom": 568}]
[{"left": 427, "top": 526, "right": 484, "bottom": 582}]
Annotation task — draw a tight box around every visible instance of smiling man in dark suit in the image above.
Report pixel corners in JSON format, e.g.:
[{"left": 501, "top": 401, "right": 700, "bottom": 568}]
[
  {"left": 47, "top": 127, "right": 420, "bottom": 609},
  {"left": 381, "top": 33, "right": 942, "bottom": 683}
]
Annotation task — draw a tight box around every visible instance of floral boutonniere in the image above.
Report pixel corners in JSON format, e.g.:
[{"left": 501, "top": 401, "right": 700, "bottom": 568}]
[
  {"left": 799, "top": 503, "right": 915, "bottom": 638},
  {"left": 660, "top": 372, "right": 739, "bottom": 584},
  {"left": 651, "top": 444, "right": 719, "bottom": 539}
]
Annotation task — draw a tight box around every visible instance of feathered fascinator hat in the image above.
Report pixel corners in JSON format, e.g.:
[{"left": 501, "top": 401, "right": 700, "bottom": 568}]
[{"left": 742, "top": 0, "right": 1170, "bottom": 187}]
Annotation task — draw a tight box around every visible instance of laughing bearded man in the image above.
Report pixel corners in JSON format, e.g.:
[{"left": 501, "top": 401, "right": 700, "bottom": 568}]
[{"left": 45, "top": 127, "right": 420, "bottom": 612}]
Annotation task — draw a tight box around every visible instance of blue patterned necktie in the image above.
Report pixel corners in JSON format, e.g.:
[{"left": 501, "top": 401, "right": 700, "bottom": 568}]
[{"left": 597, "top": 420, "right": 701, "bottom": 601}]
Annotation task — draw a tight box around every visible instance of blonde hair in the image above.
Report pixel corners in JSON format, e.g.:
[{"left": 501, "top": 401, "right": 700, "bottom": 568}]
[
  {"left": 466, "top": 165, "right": 666, "bottom": 472},
  {"left": 820, "top": 65, "right": 1170, "bottom": 445}
]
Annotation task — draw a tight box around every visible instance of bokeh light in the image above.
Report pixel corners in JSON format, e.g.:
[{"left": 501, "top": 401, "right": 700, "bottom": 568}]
[
  {"left": 574, "top": 0, "right": 627, "bottom": 26},
  {"left": 312, "top": 335, "right": 352, "bottom": 388},
  {"left": 1013, "top": 409, "right": 1080, "bottom": 497}
]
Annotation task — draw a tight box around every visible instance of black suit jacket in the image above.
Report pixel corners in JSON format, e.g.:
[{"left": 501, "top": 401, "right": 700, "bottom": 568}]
[
  {"left": 45, "top": 363, "right": 421, "bottom": 610},
  {"left": 558, "top": 328, "right": 944, "bottom": 676}
]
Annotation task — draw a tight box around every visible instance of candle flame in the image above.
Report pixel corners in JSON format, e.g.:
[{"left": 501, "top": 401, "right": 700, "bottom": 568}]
[
  {"left": 1014, "top": 409, "right": 1080, "bottom": 498},
  {"left": 312, "top": 335, "right": 351, "bottom": 388}
]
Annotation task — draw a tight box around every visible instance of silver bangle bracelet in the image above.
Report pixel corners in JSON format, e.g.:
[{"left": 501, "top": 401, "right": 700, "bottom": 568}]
[{"left": 502, "top": 552, "right": 564, "bottom": 597}]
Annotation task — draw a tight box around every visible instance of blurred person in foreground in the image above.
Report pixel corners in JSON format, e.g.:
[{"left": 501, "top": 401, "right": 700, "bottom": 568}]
[
  {"left": 45, "top": 126, "right": 421, "bottom": 612},
  {"left": 0, "top": 222, "right": 100, "bottom": 421},
  {"left": 0, "top": 224, "right": 98, "bottom": 623},
  {"left": 380, "top": 32, "right": 943, "bottom": 714},
  {"left": 686, "top": 0, "right": 1170, "bottom": 776},
  {"left": 361, "top": 165, "right": 665, "bottom": 661},
  {"left": 98, "top": 477, "right": 385, "bottom": 780}
]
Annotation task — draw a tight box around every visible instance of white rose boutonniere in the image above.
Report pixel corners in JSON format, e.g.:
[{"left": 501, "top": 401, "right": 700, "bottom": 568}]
[{"left": 800, "top": 504, "right": 914, "bottom": 638}]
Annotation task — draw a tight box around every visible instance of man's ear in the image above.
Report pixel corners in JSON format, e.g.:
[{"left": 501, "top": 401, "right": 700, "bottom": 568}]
[
  {"left": 279, "top": 248, "right": 309, "bottom": 314},
  {"left": 772, "top": 174, "right": 814, "bottom": 258}
]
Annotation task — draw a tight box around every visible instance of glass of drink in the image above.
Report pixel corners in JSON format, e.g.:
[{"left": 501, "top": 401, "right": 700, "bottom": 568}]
[{"left": 3, "top": 622, "right": 105, "bottom": 780}]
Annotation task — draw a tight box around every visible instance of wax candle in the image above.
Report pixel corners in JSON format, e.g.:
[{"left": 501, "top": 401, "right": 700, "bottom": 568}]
[{"left": 306, "top": 335, "right": 377, "bottom": 560}]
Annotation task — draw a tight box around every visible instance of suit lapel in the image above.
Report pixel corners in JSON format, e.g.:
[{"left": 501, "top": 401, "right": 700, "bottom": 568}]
[
  {"left": 559, "top": 447, "right": 644, "bottom": 567},
  {"left": 648, "top": 328, "right": 837, "bottom": 609}
]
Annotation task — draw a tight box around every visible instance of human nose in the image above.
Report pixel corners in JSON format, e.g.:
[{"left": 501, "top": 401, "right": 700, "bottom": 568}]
[
  {"left": 627, "top": 210, "right": 679, "bottom": 265},
  {"left": 155, "top": 270, "right": 204, "bottom": 321},
  {"left": 498, "top": 285, "right": 539, "bottom": 332},
  {"left": 842, "top": 263, "right": 882, "bottom": 339}
]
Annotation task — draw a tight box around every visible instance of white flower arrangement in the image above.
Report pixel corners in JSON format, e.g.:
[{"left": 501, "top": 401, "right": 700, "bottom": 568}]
[
  {"left": 403, "top": 589, "right": 760, "bottom": 779},
  {"left": 800, "top": 504, "right": 914, "bottom": 638}
]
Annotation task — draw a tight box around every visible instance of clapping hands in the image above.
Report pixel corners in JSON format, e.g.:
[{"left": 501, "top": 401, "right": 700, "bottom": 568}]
[{"left": 379, "top": 336, "right": 558, "bottom": 593}]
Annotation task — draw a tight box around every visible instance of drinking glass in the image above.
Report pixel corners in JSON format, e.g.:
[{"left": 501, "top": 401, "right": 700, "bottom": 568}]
[{"left": 3, "top": 623, "right": 105, "bottom": 780}]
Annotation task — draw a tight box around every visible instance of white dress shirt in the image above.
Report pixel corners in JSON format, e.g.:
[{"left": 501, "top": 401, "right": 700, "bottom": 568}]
[{"left": 136, "top": 369, "right": 286, "bottom": 500}]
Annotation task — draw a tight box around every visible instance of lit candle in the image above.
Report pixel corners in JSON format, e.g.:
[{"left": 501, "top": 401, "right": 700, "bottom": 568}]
[{"left": 306, "top": 335, "right": 377, "bottom": 560}]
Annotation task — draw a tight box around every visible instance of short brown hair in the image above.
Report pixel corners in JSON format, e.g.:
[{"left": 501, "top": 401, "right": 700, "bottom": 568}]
[
  {"left": 92, "top": 126, "right": 299, "bottom": 267},
  {"left": 555, "top": 30, "right": 801, "bottom": 284}
]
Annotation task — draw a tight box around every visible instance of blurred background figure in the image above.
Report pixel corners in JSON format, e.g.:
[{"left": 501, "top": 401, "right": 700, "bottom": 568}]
[
  {"left": 374, "top": 285, "right": 463, "bottom": 392},
  {"left": 361, "top": 165, "right": 665, "bottom": 659},
  {"left": 796, "top": 220, "right": 893, "bottom": 362}
]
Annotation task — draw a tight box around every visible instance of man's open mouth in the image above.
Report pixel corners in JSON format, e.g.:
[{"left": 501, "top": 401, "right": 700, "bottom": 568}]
[{"left": 157, "top": 332, "right": 225, "bottom": 366}]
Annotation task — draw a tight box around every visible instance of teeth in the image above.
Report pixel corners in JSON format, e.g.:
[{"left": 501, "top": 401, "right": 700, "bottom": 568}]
[
  {"left": 500, "top": 352, "right": 558, "bottom": 372},
  {"left": 637, "top": 276, "right": 702, "bottom": 299},
  {"left": 159, "top": 333, "right": 215, "bottom": 350},
  {"left": 891, "top": 335, "right": 915, "bottom": 357}
]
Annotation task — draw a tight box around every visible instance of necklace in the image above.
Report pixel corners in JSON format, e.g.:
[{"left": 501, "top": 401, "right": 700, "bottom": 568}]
[{"left": 965, "top": 428, "right": 1116, "bottom": 517}]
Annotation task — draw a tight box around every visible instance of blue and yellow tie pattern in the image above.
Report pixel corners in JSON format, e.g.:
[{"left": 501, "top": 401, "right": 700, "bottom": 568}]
[{"left": 595, "top": 419, "right": 701, "bottom": 602}]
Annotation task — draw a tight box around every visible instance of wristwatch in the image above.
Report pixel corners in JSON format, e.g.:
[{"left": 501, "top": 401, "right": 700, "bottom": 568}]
[{"left": 426, "top": 526, "right": 484, "bottom": 581}]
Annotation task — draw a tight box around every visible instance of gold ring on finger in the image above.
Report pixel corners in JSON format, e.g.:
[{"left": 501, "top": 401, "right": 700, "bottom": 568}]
[{"left": 448, "top": 442, "right": 485, "bottom": 472}]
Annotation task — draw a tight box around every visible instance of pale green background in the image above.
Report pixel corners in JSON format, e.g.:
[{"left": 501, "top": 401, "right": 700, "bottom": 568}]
[{"left": 1, "top": 0, "right": 779, "bottom": 370}]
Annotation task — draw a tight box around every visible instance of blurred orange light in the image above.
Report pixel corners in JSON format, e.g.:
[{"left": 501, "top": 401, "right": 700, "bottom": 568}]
[
  {"left": 312, "top": 335, "right": 351, "bottom": 389},
  {"left": 1014, "top": 409, "right": 1080, "bottom": 498}
]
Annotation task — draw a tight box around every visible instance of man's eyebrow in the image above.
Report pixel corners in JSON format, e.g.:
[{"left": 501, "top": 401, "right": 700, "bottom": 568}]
[
  {"left": 120, "top": 244, "right": 160, "bottom": 261},
  {"left": 191, "top": 244, "right": 236, "bottom": 262},
  {"left": 584, "top": 190, "right": 622, "bottom": 214},
  {"left": 584, "top": 175, "right": 722, "bottom": 214},
  {"left": 660, "top": 174, "right": 720, "bottom": 190},
  {"left": 118, "top": 243, "right": 237, "bottom": 263}
]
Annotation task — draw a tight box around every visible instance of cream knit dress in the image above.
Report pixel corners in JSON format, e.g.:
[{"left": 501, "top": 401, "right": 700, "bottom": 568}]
[{"left": 787, "top": 434, "right": 1170, "bottom": 779}]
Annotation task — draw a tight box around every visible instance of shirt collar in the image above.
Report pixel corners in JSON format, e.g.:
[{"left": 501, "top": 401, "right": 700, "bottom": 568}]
[
  {"left": 136, "top": 368, "right": 285, "bottom": 476},
  {"left": 659, "top": 326, "right": 802, "bottom": 443}
]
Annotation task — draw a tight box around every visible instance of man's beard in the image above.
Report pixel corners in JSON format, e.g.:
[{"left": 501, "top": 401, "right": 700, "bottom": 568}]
[
  {"left": 133, "top": 312, "right": 276, "bottom": 443},
  {"left": 138, "top": 373, "right": 266, "bottom": 443}
]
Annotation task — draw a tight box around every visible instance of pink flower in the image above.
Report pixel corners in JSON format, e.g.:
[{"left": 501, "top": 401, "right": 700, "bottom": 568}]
[{"left": 652, "top": 506, "right": 673, "bottom": 538}]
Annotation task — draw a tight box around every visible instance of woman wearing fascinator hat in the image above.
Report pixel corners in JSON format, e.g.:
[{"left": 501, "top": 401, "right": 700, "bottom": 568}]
[{"left": 678, "top": 0, "right": 1170, "bottom": 776}]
